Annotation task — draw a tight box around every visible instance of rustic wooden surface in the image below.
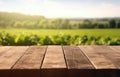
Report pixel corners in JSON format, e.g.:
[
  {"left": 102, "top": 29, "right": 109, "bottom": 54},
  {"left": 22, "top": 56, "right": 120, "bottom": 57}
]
[{"left": 0, "top": 46, "right": 120, "bottom": 77}]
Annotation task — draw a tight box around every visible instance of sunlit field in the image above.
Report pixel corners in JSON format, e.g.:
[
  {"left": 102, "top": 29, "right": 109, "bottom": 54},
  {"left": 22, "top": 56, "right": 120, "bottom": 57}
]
[
  {"left": 0, "top": 29, "right": 120, "bottom": 46},
  {"left": 0, "top": 29, "right": 120, "bottom": 37}
]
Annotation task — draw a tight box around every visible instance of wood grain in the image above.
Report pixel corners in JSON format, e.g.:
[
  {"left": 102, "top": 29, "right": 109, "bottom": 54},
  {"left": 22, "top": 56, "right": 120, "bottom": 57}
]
[
  {"left": 42, "top": 46, "right": 66, "bottom": 69},
  {"left": 11, "top": 46, "right": 47, "bottom": 77},
  {"left": 13, "top": 46, "right": 47, "bottom": 69},
  {"left": 109, "top": 46, "right": 120, "bottom": 53},
  {"left": 0, "top": 46, "right": 119, "bottom": 77},
  {"left": 41, "top": 46, "right": 67, "bottom": 77},
  {"left": 63, "top": 46, "right": 94, "bottom": 69},
  {"left": 0, "top": 46, "right": 29, "bottom": 69},
  {"left": 0, "top": 46, "right": 12, "bottom": 56},
  {"left": 79, "top": 46, "right": 116, "bottom": 69},
  {"left": 91, "top": 46, "right": 120, "bottom": 69}
]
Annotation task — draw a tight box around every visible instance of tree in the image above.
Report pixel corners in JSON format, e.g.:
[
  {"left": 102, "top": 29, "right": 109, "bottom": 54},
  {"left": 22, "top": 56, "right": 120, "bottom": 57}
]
[
  {"left": 109, "top": 20, "right": 116, "bottom": 28},
  {"left": 117, "top": 21, "right": 120, "bottom": 28},
  {"left": 79, "top": 20, "right": 93, "bottom": 28},
  {"left": 96, "top": 23, "right": 105, "bottom": 28}
]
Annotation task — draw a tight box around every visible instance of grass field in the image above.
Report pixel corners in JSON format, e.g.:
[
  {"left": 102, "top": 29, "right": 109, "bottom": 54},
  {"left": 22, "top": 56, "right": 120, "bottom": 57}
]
[
  {"left": 0, "top": 29, "right": 120, "bottom": 45},
  {"left": 0, "top": 29, "right": 120, "bottom": 37}
]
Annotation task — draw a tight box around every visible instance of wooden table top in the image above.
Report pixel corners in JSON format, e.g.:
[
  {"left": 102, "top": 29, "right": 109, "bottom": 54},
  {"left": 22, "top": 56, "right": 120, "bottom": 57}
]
[{"left": 0, "top": 46, "right": 120, "bottom": 77}]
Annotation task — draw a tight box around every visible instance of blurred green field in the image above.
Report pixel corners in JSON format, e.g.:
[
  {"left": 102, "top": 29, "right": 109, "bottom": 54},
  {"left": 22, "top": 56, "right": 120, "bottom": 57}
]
[
  {"left": 0, "top": 29, "right": 120, "bottom": 37},
  {"left": 0, "top": 29, "right": 120, "bottom": 45}
]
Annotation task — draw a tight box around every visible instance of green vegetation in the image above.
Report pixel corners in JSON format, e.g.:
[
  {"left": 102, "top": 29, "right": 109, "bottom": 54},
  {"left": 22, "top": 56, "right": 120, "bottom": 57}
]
[
  {"left": 0, "top": 12, "right": 120, "bottom": 29},
  {"left": 0, "top": 29, "right": 120, "bottom": 46},
  {"left": 0, "top": 12, "right": 120, "bottom": 46},
  {"left": 0, "top": 29, "right": 120, "bottom": 37}
]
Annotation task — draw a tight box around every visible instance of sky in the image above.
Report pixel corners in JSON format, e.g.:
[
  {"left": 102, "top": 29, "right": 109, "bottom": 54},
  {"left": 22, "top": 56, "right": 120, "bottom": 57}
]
[{"left": 0, "top": 0, "right": 120, "bottom": 18}]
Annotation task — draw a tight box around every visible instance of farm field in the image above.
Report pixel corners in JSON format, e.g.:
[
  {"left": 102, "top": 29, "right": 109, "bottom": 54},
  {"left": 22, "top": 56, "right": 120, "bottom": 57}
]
[
  {"left": 0, "top": 29, "right": 120, "bottom": 37},
  {"left": 0, "top": 29, "right": 120, "bottom": 46}
]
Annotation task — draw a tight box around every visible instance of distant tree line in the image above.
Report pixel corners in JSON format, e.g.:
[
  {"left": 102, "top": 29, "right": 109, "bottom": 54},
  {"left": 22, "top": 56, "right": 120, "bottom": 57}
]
[{"left": 0, "top": 12, "right": 120, "bottom": 29}]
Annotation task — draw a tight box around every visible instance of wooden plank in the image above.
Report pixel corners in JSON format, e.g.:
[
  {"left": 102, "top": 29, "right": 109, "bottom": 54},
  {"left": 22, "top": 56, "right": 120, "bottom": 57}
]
[
  {"left": 41, "top": 46, "right": 66, "bottom": 77},
  {"left": 91, "top": 46, "right": 120, "bottom": 69},
  {"left": 63, "top": 46, "right": 94, "bottom": 69},
  {"left": 11, "top": 46, "right": 47, "bottom": 77},
  {"left": 109, "top": 46, "right": 120, "bottom": 53},
  {"left": 0, "top": 46, "right": 12, "bottom": 56},
  {"left": 0, "top": 46, "right": 28, "bottom": 77},
  {"left": 42, "top": 46, "right": 66, "bottom": 68},
  {"left": 13, "top": 46, "right": 47, "bottom": 69},
  {"left": 79, "top": 46, "right": 116, "bottom": 69},
  {"left": 0, "top": 46, "right": 12, "bottom": 77},
  {"left": 63, "top": 46, "right": 95, "bottom": 77},
  {"left": 0, "top": 46, "right": 29, "bottom": 69}
]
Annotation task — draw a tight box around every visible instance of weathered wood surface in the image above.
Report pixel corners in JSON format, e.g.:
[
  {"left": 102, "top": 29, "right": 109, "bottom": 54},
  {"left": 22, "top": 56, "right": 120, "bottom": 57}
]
[
  {"left": 79, "top": 46, "right": 117, "bottom": 69},
  {"left": 63, "top": 46, "right": 94, "bottom": 69},
  {"left": 11, "top": 46, "right": 47, "bottom": 77},
  {"left": 41, "top": 46, "right": 67, "bottom": 77},
  {"left": 0, "top": 46, "right": 28, "bottom": 69},
  {"left": 42, "top": 46, "right": 66, "bottom": 68},
  {"left": 0, "top": 46, "right": 119, "bottom": 77}
]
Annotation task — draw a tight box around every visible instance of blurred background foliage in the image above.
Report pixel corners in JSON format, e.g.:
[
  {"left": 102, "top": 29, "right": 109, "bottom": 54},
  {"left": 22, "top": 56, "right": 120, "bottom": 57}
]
[
  {"left": 0, "top": 12, "right": 120, "bottom": 29},
  {"left": 0, "top": 12, "right": 120, "bottom": 46}
]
